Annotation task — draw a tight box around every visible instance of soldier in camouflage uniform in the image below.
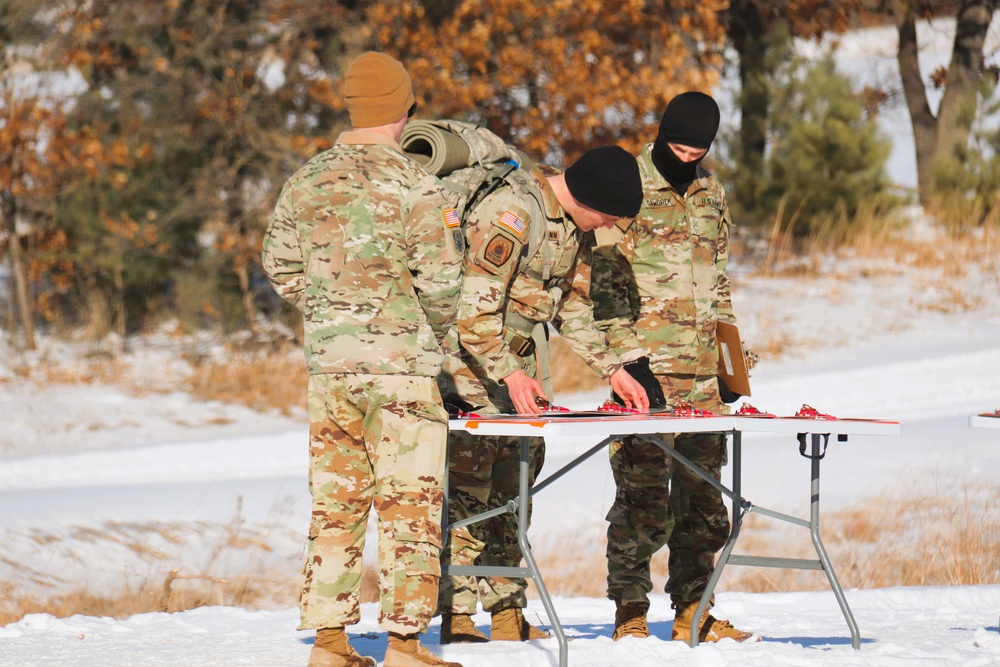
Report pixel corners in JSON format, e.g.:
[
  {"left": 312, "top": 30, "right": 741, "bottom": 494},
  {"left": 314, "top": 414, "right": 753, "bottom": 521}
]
[
  {"left": 592, "top": 92, "right": 757, "bottom": 644},
  {"left": 437, "top": 147, "right": 650, "bottom": 644},
  {"left": 261, "top": 52, "right": 464, "bottom": 667}
]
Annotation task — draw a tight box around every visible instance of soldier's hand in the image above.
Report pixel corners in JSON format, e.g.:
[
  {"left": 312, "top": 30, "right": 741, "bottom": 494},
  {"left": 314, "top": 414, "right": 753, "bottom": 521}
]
[
  {"left": 609, "top": 367, "right": 650, "bottom": 412},
  {"left": 614, "top": 357, "right": 666, "bottom": 409},
  {"left": 504, "top": 370, "right": 547, "bottom": 415}
]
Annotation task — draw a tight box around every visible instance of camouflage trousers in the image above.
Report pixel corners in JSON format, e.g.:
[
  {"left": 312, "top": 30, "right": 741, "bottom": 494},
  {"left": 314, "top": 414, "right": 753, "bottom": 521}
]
[
  {"left": 606, "top": 374, "right": 730, "bottom": 605},
  {"left": 437, "top": 349, "right": 543, "bottom": 614},
  {"left": 300, "top": 373, "right": 448, "bottom": 634}
]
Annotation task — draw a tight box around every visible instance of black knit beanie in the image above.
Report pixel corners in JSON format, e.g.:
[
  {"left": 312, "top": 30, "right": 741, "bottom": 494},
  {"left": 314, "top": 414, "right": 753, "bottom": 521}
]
[
  {"left": 651, "top": 91, "right": 720, "bottom": 190},
  {"left": 564, "top": 146, "right": 643, "bottom": 217}
]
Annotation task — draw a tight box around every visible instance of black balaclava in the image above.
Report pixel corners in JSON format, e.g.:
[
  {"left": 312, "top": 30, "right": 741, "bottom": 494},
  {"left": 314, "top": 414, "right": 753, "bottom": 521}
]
[{"left": 650, "top": 91, "right": 721, "bottom": 192}]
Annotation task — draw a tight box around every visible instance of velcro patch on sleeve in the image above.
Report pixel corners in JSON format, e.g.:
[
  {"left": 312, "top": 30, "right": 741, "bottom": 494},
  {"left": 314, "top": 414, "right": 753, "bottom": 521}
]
[
  {"left": 474, "top": 229, "right": 521, "bottom": 276},
  {"left": 443, "top": 208, "right": 461, "bottom": 228},
  {"left": 497, "top": 210, "right": 526, "bottom": 238},
  {"left": 484, "top": 235, "right": 514, "bottom": 267}
]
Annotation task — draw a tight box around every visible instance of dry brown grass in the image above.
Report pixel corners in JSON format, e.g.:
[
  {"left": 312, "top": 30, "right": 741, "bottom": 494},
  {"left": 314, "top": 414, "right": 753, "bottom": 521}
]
[
  {"left": 12, "top": 355, "right": 139, "bottom": 388},
  {"left": 549, "top": 335, "right": 607, "bottom": 397},
  {"left": 3, "top": 483, "right": 995, "bottom": 627},
  {"left": 722, "top": 484, "right": 999, "bottom": 592},
  {"left": 8, "top": 336, "right": 309, "bottom": 416},
  {"left": 744, "top": 198, "right": 1000, "bottom": 283},
  {"left": 0, "top": 503, "right": 304, "bottom": 627},
  {"left": 525, "top": 482, "right": 1000, "bottom": 599},
  {"left": 184, "top": 341, "right": 307, "bottom": 416},
  {"left": 0, "top": 573, "right": 296, "bottom": 627}
]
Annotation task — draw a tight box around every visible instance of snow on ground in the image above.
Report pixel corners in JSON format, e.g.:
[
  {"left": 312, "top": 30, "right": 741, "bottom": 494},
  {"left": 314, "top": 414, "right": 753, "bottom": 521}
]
[
  {"left": 1, "top": 240, "right": 998, "bottom": 665},
  {"left": 0, "top": 587, "right": 998, "bottom": 666}
]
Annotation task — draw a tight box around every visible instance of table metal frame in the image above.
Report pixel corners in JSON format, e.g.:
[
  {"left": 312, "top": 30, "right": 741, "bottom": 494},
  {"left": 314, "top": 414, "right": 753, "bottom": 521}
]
[
  {"left": 445, "top": 414, "right": 901, "bottom": 665},
  {"left": 968, "top": 412, "right": 1000, "bottom": 632}
]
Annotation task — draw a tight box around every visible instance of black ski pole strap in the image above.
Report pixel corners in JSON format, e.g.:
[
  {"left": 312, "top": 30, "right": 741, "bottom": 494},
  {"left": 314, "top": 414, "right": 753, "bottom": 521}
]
[{"left": 797, "top": 433, "right": 830, "bottom": 459}]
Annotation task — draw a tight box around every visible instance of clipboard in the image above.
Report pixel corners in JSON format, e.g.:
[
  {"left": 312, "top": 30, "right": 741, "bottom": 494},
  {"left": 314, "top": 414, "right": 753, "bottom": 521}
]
[{"left": 717, "top": 321, "right": 752, "bottom": 396}]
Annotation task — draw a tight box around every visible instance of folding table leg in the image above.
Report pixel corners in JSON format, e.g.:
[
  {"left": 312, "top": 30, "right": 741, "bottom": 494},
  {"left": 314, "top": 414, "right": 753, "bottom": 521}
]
[
  {"left": 807, "top": 433, "right": 860, "bottom": 649},
  {"left": 442, "top": 434, "right": 568, "bottom": 665},
  {"left": 515, "top": 435, "right": 568, "bottom": 667},
  {"left": 689, "top": 430, "right": 742, "bottom": 648}
]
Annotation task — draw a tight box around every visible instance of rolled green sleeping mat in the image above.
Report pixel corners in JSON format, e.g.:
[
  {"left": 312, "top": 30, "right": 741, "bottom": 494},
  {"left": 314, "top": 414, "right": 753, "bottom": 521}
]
[{"left": 401, "top": 122, "right": 471, "bottom": 176}]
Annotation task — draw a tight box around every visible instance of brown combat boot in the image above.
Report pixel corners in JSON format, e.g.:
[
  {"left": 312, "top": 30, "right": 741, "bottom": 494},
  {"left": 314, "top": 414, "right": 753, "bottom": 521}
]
[
  {"left": 307, "top": 628, "right": 376, "bottom": 667},
  {"left": 670, "top": 600, "right": 758, "bottom": 643},
  {"left": 439, "top": 613, "right": 489, "bottom": 644},
  {"left": 384, "top": 633, "right": 463, "bottom": 667},
  {"left": 490, "top": 607, "right": 550, "bottom": 641},
  {"left": 612, "top": 600, "right": 650, "bottom": 641}
]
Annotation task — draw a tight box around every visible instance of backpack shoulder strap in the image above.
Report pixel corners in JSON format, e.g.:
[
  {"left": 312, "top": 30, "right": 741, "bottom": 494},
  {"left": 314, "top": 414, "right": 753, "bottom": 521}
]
[{"left": 503, "top": 169, "right": 546, "bottom": 273}]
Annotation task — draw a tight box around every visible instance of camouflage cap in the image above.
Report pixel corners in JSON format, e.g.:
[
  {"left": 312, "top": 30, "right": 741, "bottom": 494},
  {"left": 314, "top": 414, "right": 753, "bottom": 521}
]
[{"left": 344, "top": 51, "right": 416, "bottom": 128}]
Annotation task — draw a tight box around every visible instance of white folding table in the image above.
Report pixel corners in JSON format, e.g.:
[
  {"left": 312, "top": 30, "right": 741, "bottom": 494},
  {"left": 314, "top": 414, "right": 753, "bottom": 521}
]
[
  {"left": 446, "top": 412, "right": 901, "bottom": 665},
  {"left": 969, "top": 412, "right": 1000, "bottom": 428}
]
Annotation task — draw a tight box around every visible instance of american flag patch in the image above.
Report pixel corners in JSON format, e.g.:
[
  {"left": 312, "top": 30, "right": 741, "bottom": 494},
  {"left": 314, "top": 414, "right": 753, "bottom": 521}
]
[
  {"left": 498, "top": 210, "right": 526, "bottom": 237},
  {"left": 443, "top": 208, "right": 461, "bottom": 228}
]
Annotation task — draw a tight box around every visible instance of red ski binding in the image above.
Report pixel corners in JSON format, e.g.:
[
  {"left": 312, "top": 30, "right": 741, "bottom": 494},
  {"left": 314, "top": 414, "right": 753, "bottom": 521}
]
[
  {"left": 736, "top": 403, "right": 775, "bottom": 417},
  {"left": 794, "top": 404, "right": 837, "bottom": 420}
]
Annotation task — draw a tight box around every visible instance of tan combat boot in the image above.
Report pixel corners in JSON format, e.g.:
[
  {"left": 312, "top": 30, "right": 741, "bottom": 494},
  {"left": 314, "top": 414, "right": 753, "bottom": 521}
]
[
  {"left": 384, "top": 633, "right": 463, "bottom": 667},
  {"left": 439, "top": 613, "right": 489, "bottom": 644},
  {"left": 670, "top": 600, "right": 758, "bottom": 643},
  {"left": 490, "top": 607, "right": 550, "bottom": 641},
  {"left": 307, "top": 628, "right": 376, "bottom": 667},
  {"left": 612, "top": 600, "right": 650, "bottom": 641}
]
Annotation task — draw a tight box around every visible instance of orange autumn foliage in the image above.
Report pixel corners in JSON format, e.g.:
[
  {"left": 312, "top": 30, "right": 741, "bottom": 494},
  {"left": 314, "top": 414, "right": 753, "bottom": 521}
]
[{"left": 363, "top": 0, "right": 727, "bottom": 162}]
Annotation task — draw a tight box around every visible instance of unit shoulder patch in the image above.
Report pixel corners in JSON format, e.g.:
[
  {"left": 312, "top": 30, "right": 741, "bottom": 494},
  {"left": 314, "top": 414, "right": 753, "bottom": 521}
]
[
  {"left": 452, "top": 228, "right": 466, "bottom": 255},
  {"left": 484, "top": 234, "right": 514, "bottom": 267},
  {"left": 474, "top": 229, "right": 522, "bottom": 276}
]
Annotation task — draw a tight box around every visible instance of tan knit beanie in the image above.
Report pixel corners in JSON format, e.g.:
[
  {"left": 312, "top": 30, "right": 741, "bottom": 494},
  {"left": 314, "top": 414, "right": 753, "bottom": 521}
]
[{"left": 344, "top": 52, "right": 415, "bottom": 128}]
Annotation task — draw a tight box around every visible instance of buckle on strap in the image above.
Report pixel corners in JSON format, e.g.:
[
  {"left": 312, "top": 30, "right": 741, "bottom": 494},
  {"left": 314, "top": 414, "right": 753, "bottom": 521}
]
[{"left": 503, "top": 328, "right": 536, "bottom": 357}]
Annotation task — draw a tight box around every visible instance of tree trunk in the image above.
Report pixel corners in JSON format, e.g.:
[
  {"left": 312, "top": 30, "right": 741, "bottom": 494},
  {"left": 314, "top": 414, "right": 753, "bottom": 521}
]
[
  {"left": 932, "top": 0, "right": 995, "bottom": 177},
  {"left": 114, "top": 262, "right": 126, "bottom": 351},
  {"left": 82, "top": 274, "right": 112, "bottom": 342},
  {"left": 728, "top": 0, "right": 782, "bottom": 227},
  {"left": 1, "top": 192, "right": 36, "bottom": 351},
  {"left": 236, "top": 257, "right": 257, "bottom": 335},
  {"left": 895, "top": 0, "right": 996, "bottom": 205}
]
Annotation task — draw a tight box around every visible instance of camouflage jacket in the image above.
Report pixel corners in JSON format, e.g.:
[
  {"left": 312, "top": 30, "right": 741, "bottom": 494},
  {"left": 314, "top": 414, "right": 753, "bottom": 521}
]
[
  {"left": 457, "top": 164, "right": 623, "bottom": 384},
  {"left": 593, "top": 143, "right": 735, "bottom": 378},
  {"left": 261, "top": 130, "right": 464, "bottom": 377}
]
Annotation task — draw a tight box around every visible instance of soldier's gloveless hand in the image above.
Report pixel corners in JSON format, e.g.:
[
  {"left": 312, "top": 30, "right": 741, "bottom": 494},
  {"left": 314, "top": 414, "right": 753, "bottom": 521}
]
[
  {"left": 503, "top": 369, "right": 547, "bottom": 415},
  {"left": 614, "top": 357, "right": 666, "bottom": 409},
  {"left": 609, "top": 367, "right": 651, "bottom": 412}
]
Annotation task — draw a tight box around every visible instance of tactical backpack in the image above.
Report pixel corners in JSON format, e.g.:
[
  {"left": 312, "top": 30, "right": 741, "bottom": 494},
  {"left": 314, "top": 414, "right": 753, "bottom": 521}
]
[
  {"left": 401, "top": 119, "right": 545, "bottom": 264},
  {"left": 403, "top": 119, "right": 558, "bottom": 398}
]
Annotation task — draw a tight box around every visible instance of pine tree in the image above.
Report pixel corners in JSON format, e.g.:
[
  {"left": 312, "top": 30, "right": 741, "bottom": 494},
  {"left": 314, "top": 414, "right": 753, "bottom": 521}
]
[{"left": 760, "top": 55, "right": 892, "bottom": 237}]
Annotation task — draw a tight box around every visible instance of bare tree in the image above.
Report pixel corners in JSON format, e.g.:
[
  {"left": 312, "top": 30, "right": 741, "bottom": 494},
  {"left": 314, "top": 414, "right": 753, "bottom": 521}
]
[{"left": 895, "top": 0, "right": 997, "bottom": 204}]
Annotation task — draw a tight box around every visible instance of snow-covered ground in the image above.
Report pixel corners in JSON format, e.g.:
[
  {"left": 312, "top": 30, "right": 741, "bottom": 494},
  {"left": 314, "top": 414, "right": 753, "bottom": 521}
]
[
  {"left": 0, "top": 586, "right": 998, "bottom": 666},
  {"left": 3, "top": 16, "right": 1000, "bottom": 667},
  {"left": 2, "top": 233, "right": 999, "bottom": 666}
]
